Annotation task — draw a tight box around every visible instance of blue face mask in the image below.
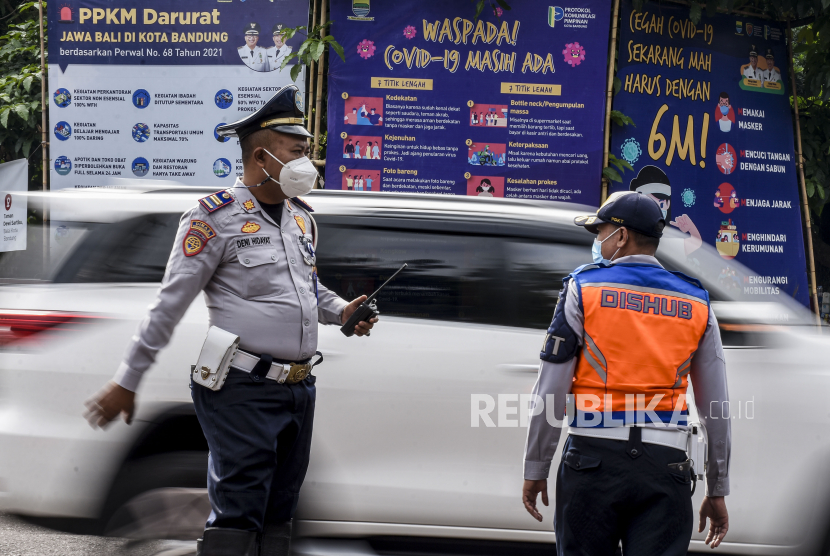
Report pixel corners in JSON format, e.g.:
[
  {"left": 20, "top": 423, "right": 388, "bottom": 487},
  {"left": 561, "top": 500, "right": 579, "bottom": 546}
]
[
  {"left": 592, "top": 227, "right": 622, "bottom": 264},
  {"left": 720, "top": 105, "right": 729, "bottom": 115}
]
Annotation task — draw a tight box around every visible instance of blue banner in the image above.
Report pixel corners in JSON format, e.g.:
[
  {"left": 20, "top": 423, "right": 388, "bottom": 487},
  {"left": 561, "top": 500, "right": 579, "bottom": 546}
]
[
  {"left": 325, "top": 0, "right": 612, "bottom": 203},
  {"left": 610, "top": 0, "right": 809, "bottom": 306}
]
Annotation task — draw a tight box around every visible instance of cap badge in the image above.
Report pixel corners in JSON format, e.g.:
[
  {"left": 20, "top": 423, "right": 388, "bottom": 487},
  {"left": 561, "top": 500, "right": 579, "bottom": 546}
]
[
  {"left": 241, "top": 221, "right": 261, "bottom": 233},
  {"left": 295, "top": 90, "right": 304, "bottom": 112}
]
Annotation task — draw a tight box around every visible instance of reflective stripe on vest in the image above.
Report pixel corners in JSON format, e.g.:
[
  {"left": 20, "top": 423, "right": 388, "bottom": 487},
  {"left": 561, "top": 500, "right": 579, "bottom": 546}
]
[{"left": 571, "top": 264, "right": 709, "bottom": 427}]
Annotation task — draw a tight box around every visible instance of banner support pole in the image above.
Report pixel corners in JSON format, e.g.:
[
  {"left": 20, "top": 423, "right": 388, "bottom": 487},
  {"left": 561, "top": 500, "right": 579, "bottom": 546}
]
[
  {"left": 308, "top": 0, "right": 319, "bottom": 157},
  {"left": 312, "top": 0, "right": 327, "bottom": 160},
  {"left": 38, "top": 0, "right": 49, "bottom": 274},
  {"left": 787, "top": 19, "right": 821, "bottom": 324},
  {"left": 601, "top": 0, "right": 621, "bottom": 204}
]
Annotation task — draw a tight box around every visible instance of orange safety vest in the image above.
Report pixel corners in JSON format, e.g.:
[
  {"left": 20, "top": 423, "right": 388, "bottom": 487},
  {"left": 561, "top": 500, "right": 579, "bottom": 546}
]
[{"left": 570, "top": 263, "right": 709, "bottom": 427}]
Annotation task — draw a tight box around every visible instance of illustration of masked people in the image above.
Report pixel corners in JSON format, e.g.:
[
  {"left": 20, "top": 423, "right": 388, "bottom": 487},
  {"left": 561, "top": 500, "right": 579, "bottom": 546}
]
[
  {"left": 346, "top": 175, "right": 354, "bottom": 190},
  {"left": 356, "top": 105, "right": 373, "bottom": 125},
  {"left": 266, "top": 23, "right": 293, "bottom": 72},
  {"left": 372, "top": 143, "right": 380, "bottom": 159},
  {"left": 361, "top": 106, "right": 383, "bottom": 126},
  {"left": 763, "top": 49, "right": 781, "bottom": 83},
  {"left": 715, "top": 92, "right": 735, "bottom": 132},
  {"left": 344, "top": 139, "right": 355, "bottom": 158},
  {"left": 365, "top": 142, "right": 372, "bottom": 159},
  {"left": 471, "top": 112, "right": 477, "bottom": 125},
  {"left": 354, "top": 141, "right": 361, "bottom": 159},
  {"left": 239, "top": 22, "right": 269, "bottom": 72},
  {"left": 366, "top": 176, "right": 373, "bottom": 191},
  {"left": 630, "top": 165, "right": 702, "bottom": 257},
  {"left": 476, "top": 178, "right": 495, "bottom": 197},
  {"left": 743, "top": 45, "right": 765, "bottom": 84}
]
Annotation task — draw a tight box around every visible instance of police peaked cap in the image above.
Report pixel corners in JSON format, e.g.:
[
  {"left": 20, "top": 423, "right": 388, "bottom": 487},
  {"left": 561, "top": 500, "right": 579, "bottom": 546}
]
[
  {"left": 749, "top": 44, "right": 757, "bottom": 56},
  {"left": 216, "top": 85, "right": 312, "bottom": 140},
  {"left": 245, "top": 22, "right": 261, "bottom": 35},
  {"left": 765, "top": 48, "right": 774, "bottom": 59},
  {"left": 272, "top": 23, "right": 286, "bottom": 35},
  {"left": 574, "top": 191, "right": 666, "bottom": 238}
]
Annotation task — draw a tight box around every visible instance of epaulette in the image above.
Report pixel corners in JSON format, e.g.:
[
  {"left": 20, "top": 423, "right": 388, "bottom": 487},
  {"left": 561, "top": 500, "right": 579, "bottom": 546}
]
[
  {"left": 292, "top": 196, "right": 314, "bottom": 213},
  {"left": 199, "top": 190, "right": 234, "bottom": 213}
]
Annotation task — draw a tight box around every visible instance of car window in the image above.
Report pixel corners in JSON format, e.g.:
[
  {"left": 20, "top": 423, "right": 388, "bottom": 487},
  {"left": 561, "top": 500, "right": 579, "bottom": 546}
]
[
  {"left": 0, "top": 222, "right": 93, "bottom": 284},
  {"left": 315, "top": 223, "right": 587, "bottom": 329},
  {"left": 55, "top": 213, "right": 180, "bottom": 283}
]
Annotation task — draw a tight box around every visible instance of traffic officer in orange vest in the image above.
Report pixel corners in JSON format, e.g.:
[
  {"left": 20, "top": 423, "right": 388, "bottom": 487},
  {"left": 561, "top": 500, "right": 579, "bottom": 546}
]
[{"left": 522, "top": 191, "right": 731, "bottom": 554}]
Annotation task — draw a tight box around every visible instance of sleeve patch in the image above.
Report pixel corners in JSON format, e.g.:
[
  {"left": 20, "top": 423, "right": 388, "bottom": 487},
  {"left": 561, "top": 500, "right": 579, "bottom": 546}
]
[
  {"left": 199, "top": 190, "right": 234, "bottom": 213},
  {"left": 540, "top": 282, "right": 579, "bottom": 363},
  {"left": 183, "top": 219, "right": 216, "bottom": 256}
]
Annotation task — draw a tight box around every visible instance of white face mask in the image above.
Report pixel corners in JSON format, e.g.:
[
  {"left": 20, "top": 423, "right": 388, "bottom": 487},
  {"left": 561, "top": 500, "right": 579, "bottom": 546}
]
[{"left": 253, "top": 149, "right": 318, "bottom": 197}]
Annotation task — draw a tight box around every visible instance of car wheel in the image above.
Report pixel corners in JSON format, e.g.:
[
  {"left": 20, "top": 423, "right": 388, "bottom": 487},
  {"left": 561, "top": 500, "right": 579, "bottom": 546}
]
[{"left": 103, "top": 451, "right": 209, "bottom": 540}]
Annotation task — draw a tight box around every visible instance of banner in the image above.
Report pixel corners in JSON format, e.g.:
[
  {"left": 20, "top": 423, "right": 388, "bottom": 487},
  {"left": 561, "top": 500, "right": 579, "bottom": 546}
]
[
  {"left": 610, "top": 1, "right": 809, "bottom": 306},
  {"left": 0, "top": 159, "right": 28, "bottom": 252},
  {"left": 324, "top": 0, "right": 612, "bottom": 203},
  {"left": 48, "top": 0, "right": 309, "bottom": 189}
]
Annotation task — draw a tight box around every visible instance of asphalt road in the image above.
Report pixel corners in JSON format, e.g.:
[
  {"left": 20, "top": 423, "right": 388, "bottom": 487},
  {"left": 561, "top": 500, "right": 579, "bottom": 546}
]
[{"left": 0, "top": 513, "right": 193, "bottom": 556}]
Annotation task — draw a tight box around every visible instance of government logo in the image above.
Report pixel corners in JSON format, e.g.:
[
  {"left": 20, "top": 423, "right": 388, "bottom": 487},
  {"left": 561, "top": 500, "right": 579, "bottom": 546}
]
[
  {"left": 548, "top": 6, "right": 564, "bottom": 27},
  {"left": 348, "top": 0, "right": 374, "bottom": 21}
]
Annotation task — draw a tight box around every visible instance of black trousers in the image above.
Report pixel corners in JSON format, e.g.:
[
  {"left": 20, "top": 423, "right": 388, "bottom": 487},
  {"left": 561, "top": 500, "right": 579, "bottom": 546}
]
[
  {"left": 554, "top": 434, "right": 693, "bottom": 556},
  {"left": 192, "top": 369, "right": 316, "bottom": 532}
]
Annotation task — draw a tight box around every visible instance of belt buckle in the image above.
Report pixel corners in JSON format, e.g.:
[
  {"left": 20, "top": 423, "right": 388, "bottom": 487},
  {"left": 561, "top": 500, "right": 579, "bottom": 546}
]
[{"left": 286, "top": 363, "right": 310, "bottom": 384}]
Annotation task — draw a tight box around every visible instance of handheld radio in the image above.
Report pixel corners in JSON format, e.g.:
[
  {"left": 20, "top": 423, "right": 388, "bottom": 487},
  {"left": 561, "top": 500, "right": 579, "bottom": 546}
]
[{"left": 340, "top": 263, "right": 408, "bottom": 337}]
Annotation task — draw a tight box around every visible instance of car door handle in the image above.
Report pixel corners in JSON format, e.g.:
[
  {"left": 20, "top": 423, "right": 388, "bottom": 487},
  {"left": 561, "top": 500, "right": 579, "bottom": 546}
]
[{"left": 497, "top": 364, "right": 540, "bottom": 374}]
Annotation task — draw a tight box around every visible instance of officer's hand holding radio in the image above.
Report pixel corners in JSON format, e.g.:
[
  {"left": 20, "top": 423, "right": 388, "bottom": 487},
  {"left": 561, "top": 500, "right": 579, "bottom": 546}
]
[{"left": 342, "top": 295, "right": 379, "bottom": 337}]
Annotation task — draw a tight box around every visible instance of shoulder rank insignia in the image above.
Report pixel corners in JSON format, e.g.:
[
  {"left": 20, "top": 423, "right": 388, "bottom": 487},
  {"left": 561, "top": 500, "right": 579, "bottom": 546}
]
[
  {"left": 241, "top": 221, "right": 261, "bottom": 233},
  {"left": 292, "top": 197, "right": 314, "bottom": 213},
  {"left": 293, "top": 215, "right": 307, "bottom": 235},
  {"left": 199, "top": 190, "right": 234, "bottom": 213},
  {"left": 243, "top": 199, "right": 256, "bottom": 211},
  {"left": 183, "top": 220, "right": 216, "bottom": 257}
]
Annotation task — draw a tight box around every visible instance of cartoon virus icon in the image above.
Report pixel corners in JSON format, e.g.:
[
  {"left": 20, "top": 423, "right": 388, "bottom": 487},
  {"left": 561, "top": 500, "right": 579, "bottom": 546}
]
[
  {"left": 682, "top": 188, "right": 696, "bottom": 208},
  {"left": 494, "top": 7, "right": 504, "bottom": 16},
  {"left": 621, "top": 138, "right": 642, "bottom": 165},
  {"left": 357, "top": 39, "right": 376, "bottom": 59},
  {"left": 562, "top": 42, "right": 586, "bottom": 67},
  {"left": 403, "top": 25, "right": 417, "bottom": 39}
]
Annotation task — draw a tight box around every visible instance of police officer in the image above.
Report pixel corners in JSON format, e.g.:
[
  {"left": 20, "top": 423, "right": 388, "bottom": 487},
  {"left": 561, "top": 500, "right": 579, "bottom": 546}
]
[
  {"left": 239, "top": 22, "right": 269, "bottom": 72},
  {"left": 743, "top": 45, "right": 765, "bottom": 83},
  {"left": 522, "top": 191, "right": 731, "bottom": 555},
  {"left": 763, "top": 49, "right": 781, "bottom": 83},
  {"left": 84, "top": 84, "right": 378, "bottom": 556},
  {"left": 266, "top": 23, "right": 293, "bottom": 72}
]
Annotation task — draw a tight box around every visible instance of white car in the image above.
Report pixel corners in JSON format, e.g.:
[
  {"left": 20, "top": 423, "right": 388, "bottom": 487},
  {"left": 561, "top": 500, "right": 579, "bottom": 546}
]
[{"left": 0, "top": 188, "right": 828, "bottom": 555}]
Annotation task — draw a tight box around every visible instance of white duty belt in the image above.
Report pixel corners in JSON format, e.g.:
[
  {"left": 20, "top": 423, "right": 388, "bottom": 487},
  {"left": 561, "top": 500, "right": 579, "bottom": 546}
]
[{"left": 568, "top": 425, "right": 688, "bottom": 452}]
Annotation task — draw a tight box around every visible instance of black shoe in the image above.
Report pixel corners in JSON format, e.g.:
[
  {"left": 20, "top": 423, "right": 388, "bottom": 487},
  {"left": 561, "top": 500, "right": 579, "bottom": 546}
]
[
  {"left": 196, "top": 528, "right": 258, "bottom": 556},
  {"left": 260, "top": 520, "right": 292, "bottom": 556}
]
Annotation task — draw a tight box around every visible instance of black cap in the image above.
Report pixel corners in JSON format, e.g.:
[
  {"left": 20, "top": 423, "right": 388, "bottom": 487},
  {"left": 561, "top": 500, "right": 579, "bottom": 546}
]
[
  {"left": 216, "top": 85, "right": 311, "bottom": 140},
  {"left": 244, "top": 22, "right": 261, "bottom": 35},
  {"left": 574, "top": 191, "right": 666, "bottom": 238},
  {"left": 765, "top": 48, "right": 774, "bottom": 59},
  {"left": 749, "top": 44, "right": 757, "bottom": 56},
  {"left": 629, "top": 165, "right": 670, "bottom": 199},
  {"left": 272, "top": 23, "right": 286, "bottom": 36}
]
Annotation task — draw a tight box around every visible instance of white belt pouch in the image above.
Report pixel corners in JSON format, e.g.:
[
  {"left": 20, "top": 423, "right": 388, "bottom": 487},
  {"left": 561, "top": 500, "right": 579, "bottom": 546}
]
[{"left": 192, "top": 326, "right": 240, "bottom": 391}]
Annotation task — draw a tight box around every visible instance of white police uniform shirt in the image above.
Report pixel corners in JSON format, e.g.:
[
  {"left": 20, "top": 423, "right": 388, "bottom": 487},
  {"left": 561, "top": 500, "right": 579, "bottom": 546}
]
[
  {"left": 523, "top": 254, "right": 731, "bottom": 497},
  {"left": 239, "top": 45, "right": 269, "bottom": 71},
  {"left": 266, "top": 45, "right": 292, "bottom": 72},
  {"left": 113, "top": 178, "right": 348, "bottom": 392},
  {"left": 764, "top": 66, "right": 781, "bottom": 83},
  {"left": 743, "top": 64, "right": 765, "bottom": 83}
]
